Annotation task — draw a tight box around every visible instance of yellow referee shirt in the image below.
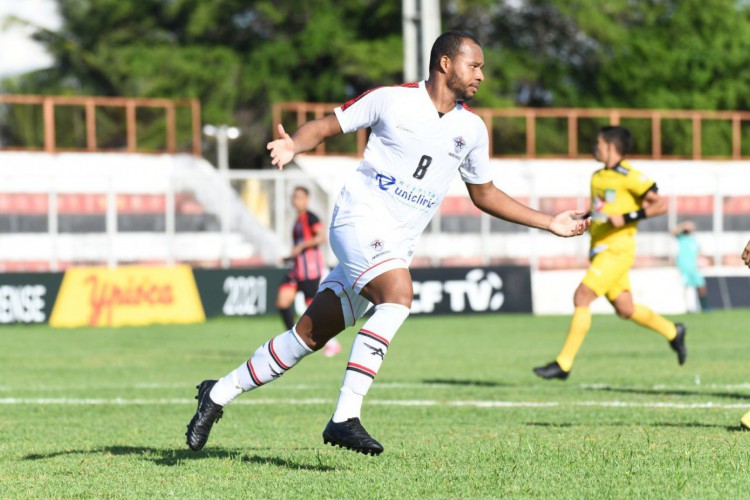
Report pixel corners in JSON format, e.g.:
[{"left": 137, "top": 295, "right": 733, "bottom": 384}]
[{"left": 588, "top": 160, "right": 656, "bottom": 255}]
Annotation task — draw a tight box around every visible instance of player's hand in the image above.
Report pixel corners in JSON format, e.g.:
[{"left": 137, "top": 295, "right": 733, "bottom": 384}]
[
  {"left": 289, "top": 244, "right": 303, "bottom": 257},
  {"left": 608, "top": 213, "right": 625, "bottom": 228},
  {"left": 742, "top": 240, "right": 750, "bottom": 268},
  {"left": 548, "top": 210, "right": 591, "bottom": 237},
  {"left": 266, "top": 124, "right": 295, "bottom": 170}
]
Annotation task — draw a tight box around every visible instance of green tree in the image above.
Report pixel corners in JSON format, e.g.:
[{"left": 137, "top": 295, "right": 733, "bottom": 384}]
[
  {"left": 1, "top": 0, "right": 403, "bottom": 166},
  {"left": 6, "top": 0, "right": 750, "bottom": 160},
  {"left": 444, "top": 0, "right": 750, "bottom": 154}
]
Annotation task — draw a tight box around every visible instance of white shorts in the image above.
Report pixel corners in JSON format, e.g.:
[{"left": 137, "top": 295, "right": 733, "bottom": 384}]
[{"left": 318, "top": 222, "right": 412, "bottom": 327}]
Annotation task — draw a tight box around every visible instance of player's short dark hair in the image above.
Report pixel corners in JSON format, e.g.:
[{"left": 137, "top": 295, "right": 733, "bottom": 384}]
[
  {"left": 428, "top": 30, "right": 481, "bottom": 72},
  {"left": 598, "top": 126, "right": 633, "bottom": 155},
  {"left": 293, "top": 186, "right": 309, "bottom": 196}
]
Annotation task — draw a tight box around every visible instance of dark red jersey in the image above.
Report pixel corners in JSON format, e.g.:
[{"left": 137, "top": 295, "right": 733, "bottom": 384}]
[{"left": 291, "top": 210, "right": 325, "bottom": 281}]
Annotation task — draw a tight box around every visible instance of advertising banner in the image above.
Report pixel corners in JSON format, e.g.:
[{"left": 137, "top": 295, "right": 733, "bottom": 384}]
[
  {"left": 49, "top": 265, "right": 205, "bottom": 328},
  {"left": 706, "top": 276, "right": 750, "bottom": 309},
  {"left": 192, "top": 268, "right": 287, "bottom": 318},
  {"left": 0, "top": 272, "right": 63, "bottom": 324},
  {"left": 410, "top": 266, "right": 532, "bottom": 315}
]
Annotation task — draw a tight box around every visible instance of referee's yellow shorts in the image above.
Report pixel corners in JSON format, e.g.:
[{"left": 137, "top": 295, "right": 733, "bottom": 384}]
[{"left": 581, "top": 246, "right": 635, "bottom": 301}]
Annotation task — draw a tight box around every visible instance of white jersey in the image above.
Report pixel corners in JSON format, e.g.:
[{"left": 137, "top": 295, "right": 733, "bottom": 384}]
[{"left": 332, "top": 81, "right": 492, "bottom": 242}]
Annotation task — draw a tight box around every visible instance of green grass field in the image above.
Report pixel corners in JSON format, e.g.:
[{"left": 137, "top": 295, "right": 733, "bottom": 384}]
[{"left": 1, "top": 310, "right": 750, "bottom": 497}]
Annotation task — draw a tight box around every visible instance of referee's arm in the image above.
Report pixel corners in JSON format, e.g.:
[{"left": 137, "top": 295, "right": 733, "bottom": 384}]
[{"left": 609, "top": 188, "right": 667, "bottom": 228}]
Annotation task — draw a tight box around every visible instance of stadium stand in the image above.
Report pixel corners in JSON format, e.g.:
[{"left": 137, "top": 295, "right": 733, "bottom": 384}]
[
  {"left": 1, "top": 96, "right": 748, "bottom": 272},
  {"left": 0, "top": 152, "right": 280, "bottom": 271}
]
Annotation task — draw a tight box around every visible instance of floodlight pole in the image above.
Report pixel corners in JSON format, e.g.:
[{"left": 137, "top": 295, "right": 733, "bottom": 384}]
[
  {"left": 203, "top": 124, "right": 240, "bottom": 172},
  {"left": 202, "top": 124, "right": 240, "bottom": 268},
  {"left": 403, "top": 0, "right": 441, "bottom": 81}
]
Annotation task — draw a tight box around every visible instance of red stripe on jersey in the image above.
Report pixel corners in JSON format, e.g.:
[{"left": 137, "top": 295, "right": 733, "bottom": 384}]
[
  {"left": 293, "top": 211, "right": 324, "bottom": 281},
  {"left": 340, "top": 87, "right": 383, "bottom": 112},
  {"left": 300, "top": 212, "right": 313, "bottom": 240},
  {"left": 461, "top": 102, "right": 476, "bottom": 113},
  {"left": 340, "top": 83, "right": 420, "bottom": 111}
]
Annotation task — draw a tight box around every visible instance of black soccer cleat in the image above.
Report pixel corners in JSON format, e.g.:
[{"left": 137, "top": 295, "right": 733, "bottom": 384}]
[
  {"left": 533, "top": 361, "right": 570, "bottom": 380},
  {"left": 323, "top": 418, "right": 384, "bottom": 456},
  {"left": 669, "top": 323, "right": 687, "bottom": 366},
  {"left": 186, "top": 379, "right": 224, "bottom": 451}
]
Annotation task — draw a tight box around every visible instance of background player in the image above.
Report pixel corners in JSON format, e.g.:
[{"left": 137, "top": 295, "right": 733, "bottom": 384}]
[
  {"left": 276, "top": 186, "right": 341, "bottom": 356},
  {"left": 534, "top": 126, "right": 687, "bottom": 380},
  {"left": 187, "top": 30, "right": 590, "bottom": 456},
  {"left": 671, "top": 220, "right": 709, "bottom": 312},
  {"left": 741, "top": 240, "right": 750, "bottom": 430}
]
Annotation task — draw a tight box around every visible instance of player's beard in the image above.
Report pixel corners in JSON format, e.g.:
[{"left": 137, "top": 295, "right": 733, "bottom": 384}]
[{"left": 447, "top": 71, "right": 475, "bottom": 102}]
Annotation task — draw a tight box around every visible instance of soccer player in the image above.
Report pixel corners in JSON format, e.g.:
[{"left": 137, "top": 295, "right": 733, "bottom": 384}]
[
  {"left": 533, "top": 126, "right": 687, "bottom": 380},
  {"left": 186, "top": 30, "right": 590, "bottom": 456},
  {"left": 741, "top": 240, "right": 750, "bottom": 430},
  {"left": 276, "top": 186, "right": 341, "bottom": 356},
  {"left": 671, "top": 220, "right": 708, "bottom": 312}
]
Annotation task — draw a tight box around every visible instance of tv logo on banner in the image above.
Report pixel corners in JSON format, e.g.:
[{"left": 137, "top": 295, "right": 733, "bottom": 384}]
[{"left": 410, "top": 266, "right": 532, "bottom": 315}]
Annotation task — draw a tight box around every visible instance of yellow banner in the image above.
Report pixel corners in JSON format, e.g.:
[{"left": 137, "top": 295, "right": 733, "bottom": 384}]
[{"left": 50, "top": 265, "right": 205, "bottom": 328}]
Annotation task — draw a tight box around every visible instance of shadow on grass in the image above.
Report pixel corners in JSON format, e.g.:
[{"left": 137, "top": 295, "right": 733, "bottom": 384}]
[
  {"left": 422, "top": 378, "right": 512, "bottom": 388},
  {"left": 526, "top": 421, "right": 739, "bottom": 431},
  {"left": 580, "top": 385, "right": 750, "bottom": 401},
  {"left": 24, "top": 446, "right": 337, "bottom": 470}
]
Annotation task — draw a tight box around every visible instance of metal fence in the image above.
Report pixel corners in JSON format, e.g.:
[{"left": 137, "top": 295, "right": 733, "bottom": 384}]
[
  {"left": 4, "top": 166, "right": 748, "bottom": 272},
  {"left": 274, "top": 102, "right": 750, "bottom": 160},
  {"left": 0, "top": 95, "right": 201, "bottom": 155}
]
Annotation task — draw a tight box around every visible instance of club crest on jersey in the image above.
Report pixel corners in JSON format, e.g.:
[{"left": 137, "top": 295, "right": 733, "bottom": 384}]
[
  {"left": 370, "top": 239, "right": 385, "bottom": 252},
  {"left": 453, "top": 136, "right": 466, "bottom": 154}
]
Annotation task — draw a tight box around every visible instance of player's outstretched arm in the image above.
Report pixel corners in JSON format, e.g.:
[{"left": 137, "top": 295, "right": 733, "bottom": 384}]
[
  {"left": 466, "top": 181, "right": 590, "bottom": 237},
  {"left": 266, "top": 115, "right": 343, "bottom": 170},
  {"left": 742, "top": 240, "right": 750, "bottom": 268}
]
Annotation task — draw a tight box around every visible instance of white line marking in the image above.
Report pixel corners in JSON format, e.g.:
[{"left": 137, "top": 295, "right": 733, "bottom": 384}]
[
  {"left": 3, "top": 381, "right": 748, "bottom": 392},
  {"left": 0, "top": 397, "right": 747, "bottom": 409},
  {"left": 579, "top": 383, "right": 750, "bottom": 391}
]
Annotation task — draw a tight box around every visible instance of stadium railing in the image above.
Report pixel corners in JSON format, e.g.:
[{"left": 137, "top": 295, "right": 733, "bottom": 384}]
[
  {"left": 1, "top": 95, "right": 749, "bottom": 271},
  {"left": 273, "top": 102, "right": 750, "bottom": 160},
  {"left": 0, "top": 95, "right": 201, "bottom": 155}
]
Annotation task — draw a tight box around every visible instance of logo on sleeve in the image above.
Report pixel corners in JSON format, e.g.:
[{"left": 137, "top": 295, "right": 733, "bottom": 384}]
[{"left": 453, "top": 136, "right": 466, "bottom": 153}]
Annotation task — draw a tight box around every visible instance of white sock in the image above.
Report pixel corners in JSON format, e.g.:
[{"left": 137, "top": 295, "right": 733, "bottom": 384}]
[
  {"left": 332, "top": 303, "right": 410, "bottom": 422},
  {"left": 209, "top": 328, "right": 312, "bottom": 406}
]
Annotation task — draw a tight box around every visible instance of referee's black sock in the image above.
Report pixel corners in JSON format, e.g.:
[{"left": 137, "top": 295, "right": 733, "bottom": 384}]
[{"left": 280, "top": 307, "right": 295, "bottom": 330}]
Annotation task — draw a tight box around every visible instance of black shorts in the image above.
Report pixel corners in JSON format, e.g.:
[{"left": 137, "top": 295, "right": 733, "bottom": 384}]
[{"left": 279, "top": 275, "right": 320, "bottom": 300}]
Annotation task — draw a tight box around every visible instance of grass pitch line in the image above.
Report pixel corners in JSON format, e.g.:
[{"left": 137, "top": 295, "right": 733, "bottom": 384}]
[
  {"left": 2, "top": 381, "right": 747, "bottom": 392},
  {"left": 1, "top": 397, "right": 749, "bottom": 409},
  {"left": 579, "top": 383, "right": 750, "bottom": 391}
]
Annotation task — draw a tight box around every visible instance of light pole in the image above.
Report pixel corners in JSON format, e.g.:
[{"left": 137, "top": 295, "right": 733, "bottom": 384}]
[
  {"left": 203, "top": 124, "right": 240, "bottom": 268},
  {"left": 203, "top": 124, "right": 240, "bottom": 172},
  {"left": 403, "top": 0, "right": 441, "bottom": 82}
]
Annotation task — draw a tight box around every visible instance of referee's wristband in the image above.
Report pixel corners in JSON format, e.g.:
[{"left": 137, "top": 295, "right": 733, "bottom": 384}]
[{"left": 622, "top": 208, "right": 646, "bottom": 223}]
